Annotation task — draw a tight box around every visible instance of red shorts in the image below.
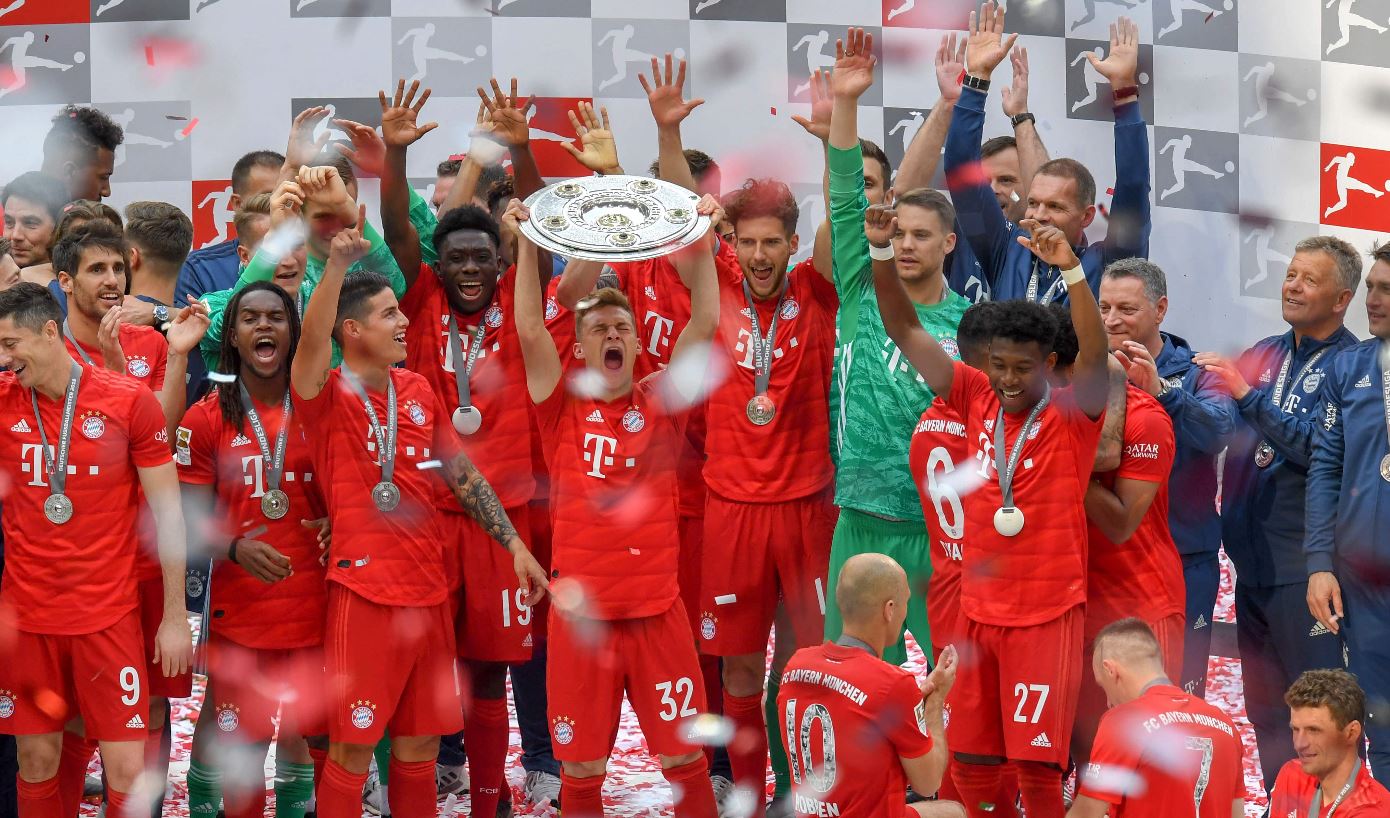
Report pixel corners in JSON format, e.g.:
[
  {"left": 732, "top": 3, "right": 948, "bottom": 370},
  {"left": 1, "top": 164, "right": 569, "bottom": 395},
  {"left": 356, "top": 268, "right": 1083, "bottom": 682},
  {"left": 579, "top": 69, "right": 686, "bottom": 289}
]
[
  {"left": 325, "top": 584, "right": 464, "bottom": 744},
  {"left": 454, "top": 505, "right": 535, "bottom": 663},
  {"left": 678, "top": 513, "right": 703, "bottom": 635},
  {"left": 698, "top": 490, "right": 835, "bottom": 656},
  {"left": 546, "top": 599, "right": 706, "bottom": 762},
  {"left": 1153, "top": 612, "right": 1185, "bottom": 682},
  {"left": 0, "top": 610, "right": 148, "bottom": 741},
  {"left": 139, "top": 577, "right": 193, "bottom": 699},
  {"left": 928, "top": 564, "right": 963, "bottom": 661},
  {"left": 950, "top": 606, "right": 1082, "bottom": 766},
  {"left": 528, "top": 498, "right": 552, "bottom": 640},
  {"left": 205, "top": 633, "right": 326, "bottom": 742}
]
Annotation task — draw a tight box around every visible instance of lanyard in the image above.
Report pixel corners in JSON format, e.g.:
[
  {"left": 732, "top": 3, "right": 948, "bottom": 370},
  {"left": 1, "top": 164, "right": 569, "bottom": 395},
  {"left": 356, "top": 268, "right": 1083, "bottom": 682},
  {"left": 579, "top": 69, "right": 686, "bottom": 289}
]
[
  {"left": 1025, "top": 257, "right": 1068, "bottom": 305},
  {"left": 341, "top": 368, "right": 397, "bottom": 487},
  {"left": 30, "top": 362, "right": 82, "bottom": 498},
  {"left": 742, "top": 279, "right": 788, "bottom": 397},
  {"left": 994, "top": 385, "right": 1051, "bottom": 508},
  {"left": 1380, "top": 341, "right": 1390, "bottom": 461},
  {"left": 239, "top": 384, "right": 291, "bottom": 495},
  {"left": 62, "top": 320, "right": 95, "bottom": 366},
  {"left": 1311, "top": 765, "right": 1357, "bottom": 817},
  {"left": 1270, "top": 346, "right": 1330, "bottom": 412},
  {"left": 446, "top": 314, "right": 488, "bottom": 410},
  {"left": 834, "top": 634, "right": 877, "bottom": 657}
]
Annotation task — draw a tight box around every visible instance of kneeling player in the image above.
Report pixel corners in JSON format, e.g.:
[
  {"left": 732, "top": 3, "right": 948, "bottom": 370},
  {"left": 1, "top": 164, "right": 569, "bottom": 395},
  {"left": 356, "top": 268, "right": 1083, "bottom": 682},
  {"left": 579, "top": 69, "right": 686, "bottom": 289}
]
[
  {"left": 178, "top": 282, "right": 329, "bottom": 818},
  {"left": 510, "top": 196, "right": 721, "bottom": 818},
  {"left": 778, "top": 553, "right": 963, "bottom": 818}
]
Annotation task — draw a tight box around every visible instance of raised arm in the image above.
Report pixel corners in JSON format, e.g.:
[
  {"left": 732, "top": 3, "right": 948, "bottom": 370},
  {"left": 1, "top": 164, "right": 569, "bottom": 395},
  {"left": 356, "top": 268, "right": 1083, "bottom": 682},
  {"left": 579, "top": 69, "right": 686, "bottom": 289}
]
[
  {"left": 894, "top": 33, "right": 962, "bottom": 194},
  {"left": 790, "top": 69, "right": 834, "bottom": 281},
  {"left": 665, "top": 197, "right": 722, "bottom": 394},
  {"left": 561, "top": 102, "right": 624, "bottom": 176},
  {"left": 1092, "top": 358, "right": 1128, "bottom": 471},
  {"left": 278, "top": 106, "right": 332, "bottom": 187},
  {"left": 555, "top": 258, "right": 607, "bottom": 310},
  {"left": 479, "top": 78, "right": 546, "bottom": 201},
  {"left": 640, "top": 54, "right": 705, "bottom": 193},
  {"left": 160, "top": 300, "right": 211, "bottom": 435},
  {"left": 291, "top": 205, "right": 369, "bottom": 401},
  {"left": 137, "top": 460, "right": 192, "bottom": 679},
  {"left": 378, "top": 79, "right": 439, "bottom": 290},
  {"left": 505, "top": 200, "right": 563, "bottom": 403},
  {"left": 868, "top": 206, "right": 955, "bottom": 400},
  {"left": 1088, "top": 18, "right": 1151, "bottom": 263},
  {"left": 1019, "top": 218, "right": 1107, "bottom": 417},
  {"left": 1000, "top": 46, "right": 1049, "bottom": 223}
]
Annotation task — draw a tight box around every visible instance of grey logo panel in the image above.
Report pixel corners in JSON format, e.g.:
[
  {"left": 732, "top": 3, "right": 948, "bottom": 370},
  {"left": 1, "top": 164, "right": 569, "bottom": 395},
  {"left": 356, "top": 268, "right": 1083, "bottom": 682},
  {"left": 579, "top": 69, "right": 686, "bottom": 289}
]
[
  {"left": 489, "top": 0, "right": 590, "bottom": 15},
  {"left": 882, "top": 106, "right": 945, "bottom": 190},
  {"left": 1237, "top": 54, "right": 1320, "bottom": 142},
  {"left": 89, "top": 0, "right": 189, "bottom": 22},
  {"left": 1064, "top": 37, "right": 1154, "bottom": 123},
  {"left": 1154, "top": 126, "right": 1239, "bottom": 213},
  {"left": 290, "top": 0, "right": 390, "bottom": 18},
  {"left": 390, "top": 17, "right": 493, "bottom": 97},
  {"left": 1322, "top": 0, "right": 1390, "bottom": 67},
  {"left": 1153, "top": 0, "right": 1237, "bottom": 50},
  {"left": 787, "top": 24, "right": 882, "bottom": 106},
  {"left": 0, "top": 24, "right": 90, "bottom": 106},
  {"left": 92, "top": 101, "right": 192, "bottom": 182},
  {"left": 590, "top": 20, "right": 690, "bottom": 100},
  {"left": 689, "top": 0, "right": 785, "bottom": 23},
  {"left": 1238, "top": 217, "right": 1318, "bottom": 301}
]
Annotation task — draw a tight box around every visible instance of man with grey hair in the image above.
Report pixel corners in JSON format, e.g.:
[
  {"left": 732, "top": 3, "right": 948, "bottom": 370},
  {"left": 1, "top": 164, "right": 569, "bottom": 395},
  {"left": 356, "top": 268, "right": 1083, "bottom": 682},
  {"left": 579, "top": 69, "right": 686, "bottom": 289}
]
[
  {"left": 1098, "top": 258, "right": 1236, "bottom": 699},
  {"left": 1192, "top": 235, "right": 1362, "bottom": 795}
]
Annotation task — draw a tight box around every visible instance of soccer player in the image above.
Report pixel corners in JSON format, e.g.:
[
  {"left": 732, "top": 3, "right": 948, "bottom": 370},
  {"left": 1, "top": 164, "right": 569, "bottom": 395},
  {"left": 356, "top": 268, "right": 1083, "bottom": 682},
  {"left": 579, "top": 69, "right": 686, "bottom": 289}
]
[
  {"left": 945, "top": 5, "right": 1151, "bottom": 302},
  {"left": 40, "top": 105, "right": 124, "bottom": 202},
  {"left": 122, "top": 200, "right": 195, "bottom": 329},
  {"left": 290, "top": 208, "right": 545, "bottom": 818},
  {"left": 1069, "top": 619, "right": 1243, "bottom": 818},
  {"left": 871, "top": 200, "right": 1110, "bottom": 817},
  {"left": 1304, "top": 242, "right": 1390, "bottom": 775},
  {"left": 0, "top": 281, "right": 192, "bottom": 818},
  {"left": 1098, "top": 259, "right": 1236, "bottom": 698},
  {"left": 1193, "top": 236, "right": 1361, "bottom": 793},
  {"left": 1268, "top": 670, "right": 1390, "bottom": 816},
  {"left": 2, "top": 171, "right": 68, "bottom": 270},
  {"left": 511, "top": 193, "right": 721, "bottom": 818},
  {"left": 176, "top": 150, "right": 285, "bottom": 303},
  {"left": 777, "top": 553, "right": 963, "bottom": 818},
  {"left": 177, "top": 281, "right": 327, "bottom": 818}
]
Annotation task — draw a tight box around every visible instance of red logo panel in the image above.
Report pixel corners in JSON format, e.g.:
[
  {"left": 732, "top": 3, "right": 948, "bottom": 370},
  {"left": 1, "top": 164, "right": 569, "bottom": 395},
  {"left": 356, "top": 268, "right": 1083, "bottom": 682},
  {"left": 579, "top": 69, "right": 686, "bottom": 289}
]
[
  {"left": 527, "top": 96, "right": 591, "bottom": 180},
  {"left": 0, "top": 0, "right": 89, "bottom": 25},
  {"left": 191, "top": 179, "right": 235, "bottom": 250},
  {"left": 1320, "top": 143, "right": 1390, "bottom": 232},
  {"left": 881, "top": 0, "right": 972, "bottom": 29}
]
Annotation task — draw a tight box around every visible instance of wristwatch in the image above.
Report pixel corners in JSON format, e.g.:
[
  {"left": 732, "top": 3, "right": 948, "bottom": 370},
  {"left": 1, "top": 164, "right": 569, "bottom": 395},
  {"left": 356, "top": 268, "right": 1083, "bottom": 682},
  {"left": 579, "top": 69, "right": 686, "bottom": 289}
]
[
  {"left": 153, "top": 304, "right": 170, "bottom": 326},
  {"left": 1010, "top": 112, "right": 1036, "bottom": 129},
  {"left": 961, "top": 74, "right": 991, "bottom": 92}
]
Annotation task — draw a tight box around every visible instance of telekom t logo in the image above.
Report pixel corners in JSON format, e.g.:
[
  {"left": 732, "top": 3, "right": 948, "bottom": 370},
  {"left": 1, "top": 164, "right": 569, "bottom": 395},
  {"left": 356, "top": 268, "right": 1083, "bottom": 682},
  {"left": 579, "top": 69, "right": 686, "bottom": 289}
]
[
  {"left": 241, "top": 454, "right": 266, "bottom": 498},
  {"left": 975, "top": 433, "right": 996, "bottom": 479},
  {"left": 643, "top": 312, "right": 674, "bottom": 357},
  {"left": 21, "top": 443, "right": 50, "bottom": 488},
  {"left": 583, "top": 433, "right": 618, "bottom": 478}
]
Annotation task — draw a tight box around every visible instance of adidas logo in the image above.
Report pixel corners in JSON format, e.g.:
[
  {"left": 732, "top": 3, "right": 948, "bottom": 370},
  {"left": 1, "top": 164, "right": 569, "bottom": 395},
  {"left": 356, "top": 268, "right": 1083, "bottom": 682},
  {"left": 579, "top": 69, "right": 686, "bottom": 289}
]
[
  {"left": 9, "top": 419, "right": 30, "bottom": 433},
  {"left": 126, "top": 714, "right": 145, "bottom": 729},
  {"left": 230, "top": 434, "right": 252, "bottom": 447},
  {"left": 1356, "top": 375, "right": 1372, "bottom": 388},
  {"left": 1194, "top": 615, "right": 1208, "bottom": 630},
  {"left": 522, "top": 633, "right": 533, "bottom": 648},
  {"left": 1030, "top": 732, "right": 1052, "bottom": 748},
  {"left": 586, "top": 409, "right": 604, "bottom": 422},
  {"left": 1310, "top": 621, "right": 1331, "bottom": 637},
  {"left": 1259, "top": 370, "right": 1272, "bottom": 384}
]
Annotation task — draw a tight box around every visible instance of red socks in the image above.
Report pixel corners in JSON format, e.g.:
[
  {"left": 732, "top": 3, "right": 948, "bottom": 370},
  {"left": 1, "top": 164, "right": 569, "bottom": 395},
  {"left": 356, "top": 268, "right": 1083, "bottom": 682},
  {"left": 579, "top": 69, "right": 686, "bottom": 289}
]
[
  {"left": 385, "top": 757, "right": 435, "bottom": 818},
  {"left": 722, "top": 691, "right": 767, "bottom": 816},
  {"left": 105, "top": 788, "right": 130, "bottom": 818},
  {"left": 307, "top": 747, "right": 327, "bottom": 788},
  {"left": 699, "top": 656, "right": 723, "bottom": 768},
  {"left": 222, "top": 775, "right": 266, "bottom": 818},
  {"left": 952, "top": 761, "right": 1005, "bottom": 818},
  {"left": 560, "top": 771, "right": 606, "bottom": 818},
  {"left": 16, "top": 775, "right": 63, "bottom": 818},
  {"left": 314, "top": 759, "right": 367, "bottom": 818},
  {"left": 466, "top": 697, "right": 510, "bottom": 818},
  {"left": 56, "top": 732, "right": 96, "bottom": 818},
  {"left": 1013, "top": 761, "right": 1064, "bottom": 818},
  {"left": 663, "top": 758, "right": 717, "bottom": 818}
]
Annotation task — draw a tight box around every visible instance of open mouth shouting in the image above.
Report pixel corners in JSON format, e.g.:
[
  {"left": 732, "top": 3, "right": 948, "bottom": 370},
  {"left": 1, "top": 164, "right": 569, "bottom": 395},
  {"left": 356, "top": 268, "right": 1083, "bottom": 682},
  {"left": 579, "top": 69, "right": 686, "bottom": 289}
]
[
  {"left": 251, "top": 332, "right": 279, "bottom": 364},
  {"left": 602, "top": 342, "right": 625, "bottom": 371}
]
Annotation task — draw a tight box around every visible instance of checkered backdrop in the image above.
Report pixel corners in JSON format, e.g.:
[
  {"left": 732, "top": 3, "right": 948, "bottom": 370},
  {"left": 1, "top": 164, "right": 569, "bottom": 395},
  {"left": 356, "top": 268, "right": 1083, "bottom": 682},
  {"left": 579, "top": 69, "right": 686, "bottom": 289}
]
[{"left": 2, "top": 0, "right": 1389, "bottom": 349}]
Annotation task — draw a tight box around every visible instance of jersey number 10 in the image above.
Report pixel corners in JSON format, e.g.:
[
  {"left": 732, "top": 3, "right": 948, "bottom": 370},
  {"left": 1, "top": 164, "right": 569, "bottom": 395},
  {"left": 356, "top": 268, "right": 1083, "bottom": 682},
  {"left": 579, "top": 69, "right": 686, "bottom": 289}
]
[{"left": 783, "top": 698, "right": 837, "bottom": 796}]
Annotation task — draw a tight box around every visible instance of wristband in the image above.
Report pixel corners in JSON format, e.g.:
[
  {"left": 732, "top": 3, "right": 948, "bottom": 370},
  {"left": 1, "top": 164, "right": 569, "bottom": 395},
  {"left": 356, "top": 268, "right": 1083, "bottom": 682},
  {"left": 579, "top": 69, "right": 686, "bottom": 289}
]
[
  {"left": 1061, "top": 265, "right": 1086, "bottom": 287},
  {"left": 1010, "top": 112, "right": 1035, "bottom": 129},
  {"left": 961, "top": 73, "right": 991, "bottom": 92},
  {"left": 1112, "top": 85, "right": 1139, "bottom": 103},
  {"left": 228, "top": 538, "right": 240, "bottom": 565},
  {"left": 869, "top": 243, "right": 896, "bottom": 261}
]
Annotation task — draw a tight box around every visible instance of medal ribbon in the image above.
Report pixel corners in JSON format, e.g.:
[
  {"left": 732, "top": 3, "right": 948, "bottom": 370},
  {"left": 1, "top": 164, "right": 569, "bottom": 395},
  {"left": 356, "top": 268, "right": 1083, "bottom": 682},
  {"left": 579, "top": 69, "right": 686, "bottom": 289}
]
[
  {"left": 341, "top": 368, "right": 397, "bottom": 487},
  {"left": 61, "top": 320, "right": 95, "bottom": 366},
  {"left": 1311, "top": 764, "right": 1357, "bottom": 817},
  {"left": 1380, "top": 341, "right": 1390, "bottom": 470},
  {"left": 742, "top": 278, "right": 789, "bottom": 398},
  {"left": 1025, "top": 258, "right": 1068, "bottom": 305},
  {"left": 1270, "top": 346, "right": 1330, "bottom": 411},
  {"left": 446, "top": 314, "right": 489, "bottom": 411},
  {"left": 30, "top": 362, "right": 83, "bottom": 501},
  {"left": 239, "top": 384, "right": 291, "bottom": 497},
  {"left": 993, "top": 385, "right": 1051, "bottom": 510}
]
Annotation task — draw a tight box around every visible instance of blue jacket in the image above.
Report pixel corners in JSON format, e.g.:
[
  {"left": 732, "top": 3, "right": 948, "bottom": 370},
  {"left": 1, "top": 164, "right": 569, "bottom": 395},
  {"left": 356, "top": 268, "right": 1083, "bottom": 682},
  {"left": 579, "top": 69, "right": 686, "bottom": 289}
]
[
  {"left": 1222, "top": 327, "right": 1358, "bottom": 587},
  {"left": 943, "top": 86, "right": 1151, "bottom": 303},
  {"left": 1154, "top": 332, "right": 1237, "bottom": 557},
  {"left": 1305, "top": 338, "right": 1390, "bottom": 578},
  {"left": 175, "top": 238, "right": 240, "bottom": 304}
]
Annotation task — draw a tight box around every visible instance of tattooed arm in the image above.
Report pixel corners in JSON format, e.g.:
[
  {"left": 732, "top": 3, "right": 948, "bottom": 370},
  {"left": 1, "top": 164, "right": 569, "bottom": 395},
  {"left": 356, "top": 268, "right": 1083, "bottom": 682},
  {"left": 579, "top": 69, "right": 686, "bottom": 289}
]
[
  {"left": 1092, "top": 357, "right": 1129, "bottom": 472},
  {"left": 445, "top": 451, "right": 548, "bottom": 604}
]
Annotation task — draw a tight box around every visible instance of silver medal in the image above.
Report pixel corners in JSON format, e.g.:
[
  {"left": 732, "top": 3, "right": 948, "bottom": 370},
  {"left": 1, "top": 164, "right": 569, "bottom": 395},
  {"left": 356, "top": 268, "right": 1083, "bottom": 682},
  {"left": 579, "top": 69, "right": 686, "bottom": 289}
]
[
  {"left": 261, "top": 488, "right": 289, "bottom": 520},
  {"left": 44, "top": 493, "right": 73, "bottom": 525},
  {"left": 1254, "top": 441, "right": 1274, "bottom": 469},
  {"left": 993, "top": 506, "right": 1024, "bottom": 537},
  {"left": 453, "top": 405, "right": 482, "bottom": 435},
  {"left": 746, "top": 395, "right": 776, "bottom": 426},
  {"left": 1381, "top": 453, "right": 1390, "bottom": 483},
  {"left": 373, "top": 481, "right": 401, "bottom": 512}
]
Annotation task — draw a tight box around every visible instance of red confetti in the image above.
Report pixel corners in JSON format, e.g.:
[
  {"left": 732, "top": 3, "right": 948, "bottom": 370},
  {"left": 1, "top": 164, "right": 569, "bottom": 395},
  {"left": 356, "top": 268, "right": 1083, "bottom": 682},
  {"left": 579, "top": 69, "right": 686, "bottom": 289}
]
[
  {"left": 145, "top": 46, "right": 155, "bottom": 66},
  {"left": 770, "top": 106, "right": 777, "bottom": 115},
  {"left": 956, "top": 69, "right": 965, "bottom": 86},
  {"left": 945, "top": 161, "right": 990, "bottom": 189},
  {"left": 1106, "top": 187, "right": 1114, "bottom": 195},
  {"left": 1205, "top": 10, "right": 1215, "bottom": 21},
  {"left": 180, "top": 118, "right": 199, "bottom": 138},
  {"left": 1098, "top": 203, "right": 1110, "bottom": 217},
  {"left": 43, "top": 35, "right": 49, "bottom": 42},
  {"left": 448, "top": 154, "right": 467, "bottom": 162}
]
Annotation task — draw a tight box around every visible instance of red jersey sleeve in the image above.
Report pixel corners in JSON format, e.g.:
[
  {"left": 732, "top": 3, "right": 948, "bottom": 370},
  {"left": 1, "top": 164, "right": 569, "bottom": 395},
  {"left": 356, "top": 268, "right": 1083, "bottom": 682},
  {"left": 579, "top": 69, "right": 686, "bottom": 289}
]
[
  {"left": 430, "top": 387, "right": 463, "bottom": 465},
  {"left": 399, "top": 262, "right": 438, "bottom": 317},
  {"left": 798, "top": 258, "right": 839, "bottom": 311},
  {"left": 129, "top": 387, "right": 173, "bottom": 469},
  {"left": 885, "top": 673, "right": 933, "bottom": 760},
  {"left": 1115, "top": 396, "right": 1175, "bottom": 484},
  {"left": 1079, "top": 713, "right": 1143, "bottom": 805},
  {"left": 946, "top": 359, "right": 992, "bottom": 422},
  {"left": 148, "top": 332, "right": 168, "bottom": 392},
  {"left": 175, "top": 398, "right": 218, "bottom": 485}
]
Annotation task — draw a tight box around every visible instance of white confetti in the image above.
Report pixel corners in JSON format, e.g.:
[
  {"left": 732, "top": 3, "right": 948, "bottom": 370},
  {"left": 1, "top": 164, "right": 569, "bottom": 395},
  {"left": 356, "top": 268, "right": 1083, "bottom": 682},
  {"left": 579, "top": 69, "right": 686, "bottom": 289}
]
[
  {"left": 417, "top": 459, "right": 444, "bottom": 470},
  {"left": 207, "top": 370, "right": 237, "bottom": 383}
]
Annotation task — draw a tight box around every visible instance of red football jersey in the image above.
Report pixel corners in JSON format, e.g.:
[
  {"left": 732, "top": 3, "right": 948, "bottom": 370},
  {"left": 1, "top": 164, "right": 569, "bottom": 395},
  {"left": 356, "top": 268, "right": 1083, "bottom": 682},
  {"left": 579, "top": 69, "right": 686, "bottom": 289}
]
[
  {"left": 292, "top": 368, "right": 460, "bottom": 608},
  {"left": 536, "top": 374, "right": 686, "bottom": 620},
  {"left": 0, "top": 365, "right": 171, "bottom": 635},
  {"left": 401, "top": 265, "right": 536, "bottom": 508},
  {"left": 1081, "top": 684, "right": 1243, "bottom": 818},
  {"left": 1269, "top": 758, "right": 1390, "bottom": 817},
  {"left": 945, "top": 360, "right": 1103, "bottom": 627},
  {"left": 908, "top": 397, "right": 983, "bottom": 651},
  {"left": 703, "top": 259, "right": 837, "bottom": 503},
  {"left": 1086, "top": 386, "right": 1182, "bottom": 634},
  {"left": 176, "top": 391, "right": 328, "bottom": 649},
  {"left": 777, "top": 642, "right": 934, "bottom": 818}
]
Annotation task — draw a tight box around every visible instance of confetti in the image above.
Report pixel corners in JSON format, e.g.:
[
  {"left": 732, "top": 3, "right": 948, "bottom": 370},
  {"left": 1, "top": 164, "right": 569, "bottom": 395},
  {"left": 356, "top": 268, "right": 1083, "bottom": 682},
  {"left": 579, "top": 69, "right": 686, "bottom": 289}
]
[
  {"left": 145, "top": 46, "right": 155, "bottom": 66},
  {"left": 1205, "top": 10, "right": 1215, "bottom": 21},
  {"left": 1106, "top": 187, "right": 1115, "bottom": 195},
  {"left": 207, "top": 371, "right": 237, "bottom": 383},
  {"left": 416, "top": 459, "right": 444, "bottom": 471},
  {"left": 448, "top": 154, "right": 467, "bottom": 162},
  {"left": 769, "top": 106, "right": 776, "bottom": 115},
  {"left": 180, "top": 118, "right": 200, "bottom": 138}
]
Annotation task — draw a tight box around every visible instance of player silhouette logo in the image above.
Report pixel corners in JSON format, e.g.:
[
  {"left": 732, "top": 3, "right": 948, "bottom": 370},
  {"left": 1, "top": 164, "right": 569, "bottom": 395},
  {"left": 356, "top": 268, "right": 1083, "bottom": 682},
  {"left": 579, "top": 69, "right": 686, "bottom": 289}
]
[
  {"left": 596, "top": 25, "right": 671, "bottom": 92},
  {"left": 110, "top": 108, "right": 174, "bottom": 169},
  {"left": 0, "top": 0, "right": 24, "bottom": 18},
  {"left": 792, "top": 30, "right": 837, "bottom": 97},
  {"left": 1071, "top": 0, "right": 1139, "bottom": 33},
  {"left": 693, "top": 0, "right": 726, "bottom": 14},
  {"left": 1157, "top": 0, "right": 1233, "bottom": 38},
  {"left": 1243, "top": 62, "right": 1315, "bottom": 127},
  {"left": 1326, "top": 0, "right": 1388, "bottom": 55},
  {"left": 398, "top": 23, "right": 487, "bottom": 84},
  {"left": 1323, "top": 151, "right": 1387, "bottom": 218},
  {"left": 198, "top": 185, "right": 235, "bottom": 249},
  {"left": 888, "top": 111, "right": 924, "bottom": 165},
  {"left": 1242, "top": 227, "right": 1291, "bottom": 290},
  {"left": 886, "top": 0, "right": 918, "bottom": 21},
  {"left": 1071, "top": 46, "right": 1149, "bottom": 113},
  {"left": 1159, "top": 135, "right": 1233, "bottom": 200},
  {"left": 0, "top": 32, "right": 84, "bottom": 100}
]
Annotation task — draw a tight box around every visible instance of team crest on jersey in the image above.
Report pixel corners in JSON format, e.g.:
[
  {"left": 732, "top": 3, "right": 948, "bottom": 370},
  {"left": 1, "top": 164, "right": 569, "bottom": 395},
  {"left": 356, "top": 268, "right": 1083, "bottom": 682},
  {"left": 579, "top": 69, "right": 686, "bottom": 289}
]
[
  {"left": 1302, "top": 372, "right": 1323, "bottom": 393},
  {"left": 552, "top": 716, "right": 575, "bottom": 745},
  {"left": 544, "top": 297, "right": 560, "bottom": 322},
  {"left": 644, "top": 285, "right": 657, "bottom": 300},
  {"left": 350, "top": 700, "right": 377, "bottom": 729},
  {"left": 215, "top": 704, "right": 240, "bottom": 732},
  {"left": 622, "top": 408, "right": 645, "bottom": 433},
  {"left": 80, "top": 412, "right": 107, "bottom": 440},
  {"left": 185, "top": 569, "right": 204, "bottom": 600},
  {"left": 406, "top": 401, "right": 428, "bottom": 426},
  {"left": 699, "top": 612, "right": 717, "bottom": 641},
  {"left": 175, "top": 427, "right": 192, "bottom": 465},
  {"left": 0, "top": 690, "right": 15, "bottom": 719},
  {"left": 127, "top": 357, "right": 152, "bottom": 379},
  {"left": 779, "top": 299, "right": 799, "bottom": 321},
  {"left": 1027, "top": 419, "right": 1042, "bottom": 440},
  {"left": 485, "top": 305, "right": 504, "bottom": 328},
  {"left": 939, "top": 337, "right": 960, "bottom": 360}
]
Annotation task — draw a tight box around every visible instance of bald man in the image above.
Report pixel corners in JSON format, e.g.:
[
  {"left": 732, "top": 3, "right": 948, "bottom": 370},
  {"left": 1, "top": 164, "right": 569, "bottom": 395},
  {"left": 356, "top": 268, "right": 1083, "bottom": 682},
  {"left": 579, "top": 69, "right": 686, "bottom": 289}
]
[
  {"left": 1070, "top": 619, "right": 1244, "bottom": 818},
  {"left": 777, "top": 554, "right": 964, "bottom": 817}
]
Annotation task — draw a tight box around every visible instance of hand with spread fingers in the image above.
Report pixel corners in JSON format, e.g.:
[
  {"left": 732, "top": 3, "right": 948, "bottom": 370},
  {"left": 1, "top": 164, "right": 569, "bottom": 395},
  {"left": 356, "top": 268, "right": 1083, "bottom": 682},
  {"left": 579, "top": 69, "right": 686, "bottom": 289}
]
[
  {"left": 378, "top": 78, "right": 439, "bottom": 149},
  {"left": 562, "top": 102, "right": 622, "bottom": 174}
]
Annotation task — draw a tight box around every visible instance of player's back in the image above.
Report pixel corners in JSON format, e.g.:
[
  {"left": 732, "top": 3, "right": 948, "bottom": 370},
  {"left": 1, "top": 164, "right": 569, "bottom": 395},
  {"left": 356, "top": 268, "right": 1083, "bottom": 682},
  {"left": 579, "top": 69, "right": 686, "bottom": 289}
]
[
  {"left": 777, "top": 642, "right": 933, "bottom": 818},
  {"left": 1081, "top": 684, "right": 1244, "bottom": 818}
]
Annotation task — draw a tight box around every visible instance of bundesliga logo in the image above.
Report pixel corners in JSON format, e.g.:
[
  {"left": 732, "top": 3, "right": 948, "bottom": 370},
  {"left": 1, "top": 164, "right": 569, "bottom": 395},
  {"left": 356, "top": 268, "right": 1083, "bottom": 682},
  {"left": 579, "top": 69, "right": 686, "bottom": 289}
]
[
  {"left": 699, "top": 613, "right": 716, "bottom": 641},
  {"left": 552, "top": 715, "right": 575, "bottom": 745},
  {"left": 216, "top": 704, "right": 239, "bottom": 732},
  {"left": 128, "top": 358, "right": 151, "bottom": 379},
  {"left": 621, "top": 408, "right": 644, "bottom": 433},
  {"left": 485, "top": 305, "right": 504, "bottom": 328},
  {"left": 407, "top": 403, "right": 427, "bottom": 426},
  {"left": 779, "top": 299, "right": 800, "bottom": 321},
  {"left": 350, "top": 700, "right": 376, "bottom": 729},
  {"left": 0, "top": 690, "right": 15, "bottom": 719},
  {"left": 81, "top": 414, "right": 107, "bottom": 440}
]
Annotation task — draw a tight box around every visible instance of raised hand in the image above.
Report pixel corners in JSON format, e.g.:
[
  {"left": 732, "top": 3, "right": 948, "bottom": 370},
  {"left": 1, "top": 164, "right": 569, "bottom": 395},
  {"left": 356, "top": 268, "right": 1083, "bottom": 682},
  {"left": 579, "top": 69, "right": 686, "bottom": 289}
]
[
  {"left": 1001, "top": 46, "right": 1031, "bottom": 117},
  {"left": 1087, "top": 16, "right": 1139, "bottom": 89},
  {"left": 476, "top": 77, "right": 532, "bottom": 147},
  {"left": 332, "top": 118, "right": 386, "bottom": 177},
  {"left": 1016, "top": 218, "right": 1080, "bottom": 269},
  {"left": 284, "top": 106, "right": 332, "bottom": 171},
  {"left": 269, "top": 179, "right": 304, "bottom": 229},
  {"left": 378, "top": 79, "right": 438, "bottom": 149},
  {"left": 864, "top": 204, "right": 898, "bottom": 249},
  {"left": 165, "top": 299, "right": 212, "bottom": 357},
  {"left": 830, "top": 27, "right": 876, "bottom": 100},
  {"left": 935, "top": 33, "right": 966, "bottom": 104},
  {"left": 639, "top": 54, "right": 704, "bottom": 130},
  {"left": 329, "top": 205, "right": 371, "bottom": 264},
  {"left": 965, "top": 0, "right": 1018, "bottom": 80},
  {"left": 562, "top": 102, "right": 622, "bottom": 174},
  {"left": 97, "top": 303, "right": 126, "bottom": 374},
  {"left": 298, "top": 165, "right": 356, "bottom": 224},
  {"left": 790, "top": 69, "right": 832, "bottom": 142},
  {"left": 500, "top": 198, "right": 530, "bottom": 234}
]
